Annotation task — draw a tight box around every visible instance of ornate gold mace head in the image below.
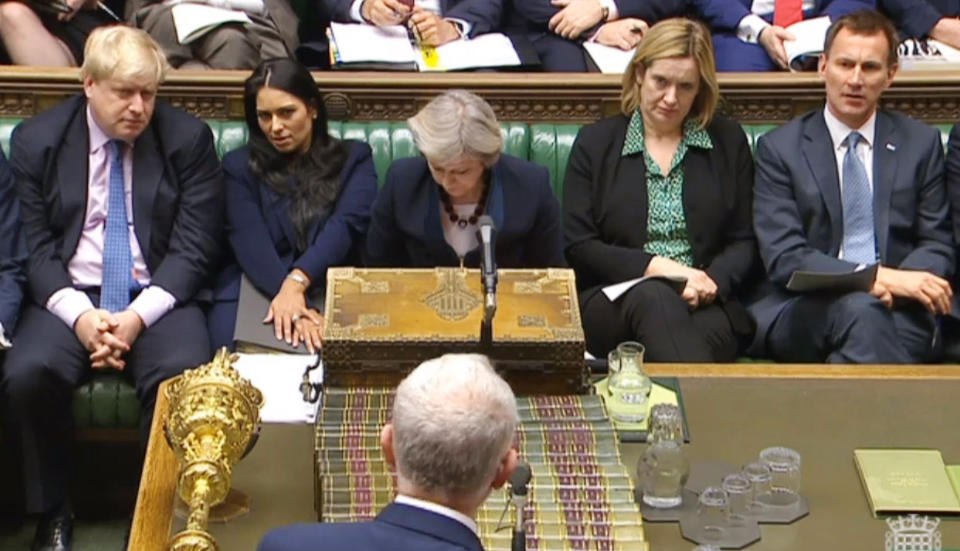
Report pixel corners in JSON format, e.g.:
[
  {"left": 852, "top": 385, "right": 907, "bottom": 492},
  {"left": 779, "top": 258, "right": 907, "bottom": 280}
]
[{"left": 164, "top": 348, "right": 264, "bottom": 551}]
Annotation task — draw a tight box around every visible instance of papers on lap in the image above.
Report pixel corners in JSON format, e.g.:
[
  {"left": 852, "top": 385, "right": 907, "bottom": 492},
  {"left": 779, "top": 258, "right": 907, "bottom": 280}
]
[
  {"left": 782, "top": 16, "right": 831, "bottom": 71},
  {"left": 899, "top": 38, "right": 960, "bottom": 70},
  {"left": 583, "top": 42, "right": 634, "bottom": 74},
  {"left": 170, "top": 3, "right": 251, "bottom": 45},
  {"left": 601, "top": 275, "right": 687, "bottom": 302},
  {"left": 233, "top": 353, "right": 321, "bottom": 423},
  {"left": 329, "top": 22, "right": 521, "bottom": 71}
]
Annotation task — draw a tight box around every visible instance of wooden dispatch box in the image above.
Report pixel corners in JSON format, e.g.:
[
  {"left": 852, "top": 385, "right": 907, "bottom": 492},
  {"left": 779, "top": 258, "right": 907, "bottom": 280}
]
[{"left": 322, "top": 267, "right": 587, "bottom": 395}]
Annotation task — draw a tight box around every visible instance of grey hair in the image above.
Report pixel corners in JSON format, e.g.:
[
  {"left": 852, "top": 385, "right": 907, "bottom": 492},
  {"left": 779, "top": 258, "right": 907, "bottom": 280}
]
[
  {"left": 392, "top": 354, "right": 518, "bottom": 502},
  {"left": 407, "top": 90, "right": 503, "bottom": 168}
]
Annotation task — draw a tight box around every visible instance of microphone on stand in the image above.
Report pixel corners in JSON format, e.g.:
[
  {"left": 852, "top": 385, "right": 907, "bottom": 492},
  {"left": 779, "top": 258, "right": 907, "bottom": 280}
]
[
  {"left": 476, "top": 215, "right": 497, "bottom": 348},
  {"left": 509, "top": 462, "right": 531, "bottom": 551}
]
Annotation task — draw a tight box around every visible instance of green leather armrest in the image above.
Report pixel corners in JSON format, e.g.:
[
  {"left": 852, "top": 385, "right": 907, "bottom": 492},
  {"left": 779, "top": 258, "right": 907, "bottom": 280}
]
[{"left": 73, "top": 373, "right": 140, "bottom": 429}]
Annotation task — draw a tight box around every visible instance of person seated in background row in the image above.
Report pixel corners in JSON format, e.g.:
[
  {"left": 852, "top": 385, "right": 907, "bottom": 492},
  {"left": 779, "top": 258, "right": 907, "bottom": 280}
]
[
  {"left": 365, "top": 89, "right": 565, "bottom": 269},
  {"left": 127, "top": 0, "right": 298, "bottom": 68},
  {"left": 878, "top": 0, "right": 960, "bottom": 49},
  {"left": 0, "top": 148, "right": 25, "bottom": 354},
  {"left": 0, "top": 0, "right": 116, "bottom": 66},
  {"left": 1, "top": 26, "right": 222, "bottom": 551},
  {"left": 208, "top": 58, "right": 377, "bottom": 354},
  {"left": 502, "top": 0, "right": 687, "bottom": 71},
  {"left": 749, "top": 10, "right": 954, "bottom": 364},
  {"left": 258, "top": 353, "right": 520, "bottom": 551},
  {"left": 943, "top": 121, "right": 960, "bottom": 361},
  {"left": 690, "top": 0, "right": 875, "bottom": 71},
  {"left": 325, "top": 0, "right": 502, "bottom": 47},
  {"left": 564, "top": 18, "right": 759, "bottom": 362}
]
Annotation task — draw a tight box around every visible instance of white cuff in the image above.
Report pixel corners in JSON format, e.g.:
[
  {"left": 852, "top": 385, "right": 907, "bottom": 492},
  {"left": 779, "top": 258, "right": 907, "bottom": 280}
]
[
  {"left": 128, "top": 285, "right": 177, "bottom": 328},
  {"left": 599, "top": 0, "right": 618, "bottom": 21},
  {"left": 0, "top": 321, "right": 10, "bottom": 349},
  {"left": 46, "top": 287, "right": 96, "bottom": 330},
  {"left": 350, "top": 0, "right": 365, "bottom": 23},
  {"left": 737, "top": 14, "right": 769, "bottom": 43},
  {"left": 446, "top": 17, "right": 470, "bottom": 38}
]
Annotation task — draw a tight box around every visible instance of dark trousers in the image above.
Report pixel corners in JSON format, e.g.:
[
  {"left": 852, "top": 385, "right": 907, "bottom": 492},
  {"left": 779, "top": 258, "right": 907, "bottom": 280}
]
[
  {"left": 580, "top": 280, "right": 740, "bottom": 362},
  {"left": 530, "top": 33, "right": 590, "bottom": 72},
  {"left": 712, "top": 33, "right": 778, "bottom": 72},
  {"left": 766, "top": 291, "right": 937, "bottom": 363},
  {"left": 0, "top": 300, "right": 210, "bottom": 514}
]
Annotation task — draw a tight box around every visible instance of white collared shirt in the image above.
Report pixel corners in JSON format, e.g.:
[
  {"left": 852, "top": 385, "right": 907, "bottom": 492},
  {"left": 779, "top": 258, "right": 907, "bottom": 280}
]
[
  {"left": 736, "top": 0, "right": 816, "bottom": 43},
  {"left": 823, "top": 106, "right": 878, "bottom": 260},
  {"left": 0, "top": 321, "right": 10, "bottom": 349},
  {"left": 393, "top": 494, "right": 479, "bottom": 536}
]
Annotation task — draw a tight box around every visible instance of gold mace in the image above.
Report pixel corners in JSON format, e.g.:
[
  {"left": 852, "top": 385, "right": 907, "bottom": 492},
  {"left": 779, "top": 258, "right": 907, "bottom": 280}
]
[{"left": 164, "top": 348, "right": 264, "bottom": 551}]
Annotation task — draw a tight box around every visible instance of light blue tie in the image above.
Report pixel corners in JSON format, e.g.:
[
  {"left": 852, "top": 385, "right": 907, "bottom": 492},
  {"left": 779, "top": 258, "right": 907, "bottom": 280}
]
[
  {"left": 100, "top": 139, "right": 135, "bottom": 312},
  {"left": 841, "top": 132, "right": 877, "bottom": 264}
]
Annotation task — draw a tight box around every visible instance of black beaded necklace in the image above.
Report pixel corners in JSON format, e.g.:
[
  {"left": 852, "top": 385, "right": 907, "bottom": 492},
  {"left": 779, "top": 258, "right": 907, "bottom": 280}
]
[{"left": 437, "top": 172, "right": 490, "bottom": 229}]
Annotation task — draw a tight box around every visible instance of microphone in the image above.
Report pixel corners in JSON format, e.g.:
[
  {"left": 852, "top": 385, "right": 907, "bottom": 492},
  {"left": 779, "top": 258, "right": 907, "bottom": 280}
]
[
  {"left": 509, "top": 462, "right": 531, "bottom": 551},
  {"left": 476, "top": 215, "right": 497, "bottom": 321}
]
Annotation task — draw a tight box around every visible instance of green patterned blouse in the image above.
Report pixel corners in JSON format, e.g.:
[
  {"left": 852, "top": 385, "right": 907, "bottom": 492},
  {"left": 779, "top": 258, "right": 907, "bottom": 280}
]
[{"left": 620, "top": 110, "right": 713, "bottom": 267}]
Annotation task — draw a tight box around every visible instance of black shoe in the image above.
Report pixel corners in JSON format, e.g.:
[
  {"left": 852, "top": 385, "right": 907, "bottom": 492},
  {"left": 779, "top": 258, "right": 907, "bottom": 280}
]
[{"left": 31, "top": 513, "right": 73, "bottom": 551}]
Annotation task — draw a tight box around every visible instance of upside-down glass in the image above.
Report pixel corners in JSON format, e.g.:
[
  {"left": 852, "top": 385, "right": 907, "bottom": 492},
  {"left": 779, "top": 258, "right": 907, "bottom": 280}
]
[
  {"left": 741, "top": 462, "right": 772, "bottom": 513},
  {"left": 697, "top": 486, "right": 730, "bottom": 541},
  {"left": 721, "top": 473, "right": 752, "bottom": 525},
  {"left": 759, "top": 446, "right": 802, "bottom": 506},
  {"left": 638, "top": 439, "right": 689, "bottom": 508},
  {"left": 648, "top": 403, "right": 684, "bottom": 444},
  {"left": 607, "top": 341, "right": 652, "bottom": 423}
]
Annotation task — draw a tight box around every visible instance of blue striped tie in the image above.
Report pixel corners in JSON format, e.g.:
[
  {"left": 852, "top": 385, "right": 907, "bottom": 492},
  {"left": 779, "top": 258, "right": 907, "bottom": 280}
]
[
  {"left": 100, "top": 139, "right": 134, "bottom": 312},
  {"left": 841, "top": 132, "right": 877, "bottom": 264}
]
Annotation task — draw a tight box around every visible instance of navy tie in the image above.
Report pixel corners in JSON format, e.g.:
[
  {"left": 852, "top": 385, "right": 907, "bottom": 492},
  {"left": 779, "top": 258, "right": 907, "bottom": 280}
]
[
  {"left": 100, "top": 139, "right": 135, "bottom": 312},
  {"left": 841, "top": 132, "right": 877, "bottom": 264}
]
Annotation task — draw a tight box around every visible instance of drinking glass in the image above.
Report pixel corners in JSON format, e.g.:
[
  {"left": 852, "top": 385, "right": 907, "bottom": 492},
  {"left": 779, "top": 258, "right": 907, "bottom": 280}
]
[
  {"left": 721, "top": 473, "right": 751, "bottom": 525},
  {"left": 759, "top": 446, "right": 802, "bottom": 506},
  {"left": 648, "top": 403, "right": 683, "bottom": 444},
  {"left": 741, "top": 462, "right": 772, "bottom": 513},
  {"left": 697, "top": 486, "right": 730, "bottom": 540}
]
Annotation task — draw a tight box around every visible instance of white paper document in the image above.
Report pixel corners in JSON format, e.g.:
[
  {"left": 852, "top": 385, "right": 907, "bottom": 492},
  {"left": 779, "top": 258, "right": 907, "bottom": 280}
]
[
  {"left": 170, "top": 3, "right": 252, "bottom": 45},
  {"left": 330, "top": 22, "right": 417, "bottom": 64},
  {"left": 233, "top": 353, "right": 322, "bottom": 424},
  {"left": 418, "top": 33, "right": 521, "bottom": 72},
  {"left": 602, "top": 275, "right": 687, "bottom": 302},
  {"left": 783, "top": 16, "right": 831, "bottom": 71},
  {"left": 583, "top": 42, "right": 634, "bottom": 74},
  {"left": 899, "top": 38, "right": 960, "bottom": 70}
]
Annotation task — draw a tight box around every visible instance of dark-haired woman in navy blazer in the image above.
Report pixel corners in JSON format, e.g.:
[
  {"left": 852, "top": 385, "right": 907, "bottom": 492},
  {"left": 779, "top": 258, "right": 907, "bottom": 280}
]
[
  {"left": 365, "top": 90, "right": 564, "bottom": 269},
  {"left": 208, "top": 59, "right": 377, "bottom": 353}
]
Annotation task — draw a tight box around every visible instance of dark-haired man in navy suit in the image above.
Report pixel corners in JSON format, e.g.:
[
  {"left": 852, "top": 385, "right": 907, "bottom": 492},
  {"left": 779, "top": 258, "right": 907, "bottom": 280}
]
[
  {"left": 749, "top": 11, "right": 954, "bottom": 363},
  {"left": 502, "top": 0, "right": 686, "bottom": 71},
  {"left": 1, "top": 26, "right": 221, "bottom": 551},
  {"left": 878, "top": 0, "right": 960, "bottom": 48},
  {"left": 326, "top": 0, "right": 502, "bottom": 46},
  {"left": 258, "top": 354, "right": 520, "bottom": 551},
  {"left": 691, "top": 0, "right": 874, "bottom": 71}
]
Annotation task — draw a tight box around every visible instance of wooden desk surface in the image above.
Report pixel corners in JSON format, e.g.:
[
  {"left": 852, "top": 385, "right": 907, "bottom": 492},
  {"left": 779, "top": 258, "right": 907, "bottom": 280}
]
[{"left": 130, "top": 365, "right": 960, "bottom": 551}]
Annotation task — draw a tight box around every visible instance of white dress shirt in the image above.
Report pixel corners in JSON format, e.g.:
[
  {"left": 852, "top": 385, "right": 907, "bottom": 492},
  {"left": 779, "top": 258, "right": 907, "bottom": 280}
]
[
  {"left": 736, "top": 0, "right": 816, "bottom": 43},
  {"left": 349, "top": 0, "right": 472, "bottom": 37},
  {"left": 393, "top": 494, "right": 479, "bottom": 536},
  {"left": 0, "top": 321, "right": 10, "bottom": 349},
  {"left": 823, "top": 106, "right": 878, "bottom": 260}
]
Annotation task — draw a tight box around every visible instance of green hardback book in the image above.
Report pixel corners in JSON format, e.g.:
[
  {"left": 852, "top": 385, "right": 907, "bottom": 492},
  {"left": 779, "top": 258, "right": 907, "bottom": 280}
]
[{"left": 854, "top": 449, "right": 960, "bottom": 517}]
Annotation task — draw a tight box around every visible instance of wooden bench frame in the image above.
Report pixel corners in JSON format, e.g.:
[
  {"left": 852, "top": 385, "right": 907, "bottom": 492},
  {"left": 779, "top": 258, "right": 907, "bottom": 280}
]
[{"left": 1, "top": 67, "right": 960, "bottom": 124}]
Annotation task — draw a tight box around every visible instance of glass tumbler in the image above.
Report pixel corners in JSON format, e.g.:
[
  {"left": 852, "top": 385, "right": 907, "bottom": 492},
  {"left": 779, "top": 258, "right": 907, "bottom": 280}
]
[
  {"left": 648, "top": 403, "right": 684, "bottom": 444},
  {"left": 741, "top": 462, "right": 772, "bottom": 513},
  {"left": 721, "top": 473, "right": 752, "bottom": 525},
  {"left": 759, "top": 446, "right": 802, "bottom": 507},
  {"left": 697, "top": 486, "right": 730, "bottom": 540}
]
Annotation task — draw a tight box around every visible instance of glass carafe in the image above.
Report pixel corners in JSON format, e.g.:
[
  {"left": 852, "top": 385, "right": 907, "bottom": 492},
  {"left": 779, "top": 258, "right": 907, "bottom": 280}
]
[{"left": 607, "top": 341, "right": 652, "bottom": 423}]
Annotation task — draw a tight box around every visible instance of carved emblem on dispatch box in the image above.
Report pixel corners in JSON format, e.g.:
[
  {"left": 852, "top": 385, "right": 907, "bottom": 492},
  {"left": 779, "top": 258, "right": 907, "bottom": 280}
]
[
  {"left": 358, "top": 314, "right": 388, "bottom": 328},
  {"left": 422, "top": 270, "right": 480, "bottom": 321},
  {"left": 361, "top": 281, "right": 389, "bottom": 293},
  {"left": 518, "top": 315, "right": 546, "bottom": 327}
]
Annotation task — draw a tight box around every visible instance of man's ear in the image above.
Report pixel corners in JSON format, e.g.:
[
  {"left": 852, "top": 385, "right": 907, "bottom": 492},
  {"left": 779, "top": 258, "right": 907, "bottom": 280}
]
[
  {"left": 817, "top": 53, "right": 827, "bottom": 80},
  {"left": 380, "top": 423, "right": 397, "bottom": 471},
  {"left": 490, "top": 448, "right": 519, "bottom": 490},
  {"left": 83, "top": 76, "right": 95, "bottom": 98}
]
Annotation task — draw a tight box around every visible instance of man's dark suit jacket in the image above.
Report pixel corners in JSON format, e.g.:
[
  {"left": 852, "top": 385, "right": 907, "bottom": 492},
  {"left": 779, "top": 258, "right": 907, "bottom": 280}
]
[
  {"left": 691, "top": 0, "right": 873, "bottom": 32},
  {"left": 11, "top": 95, "right": 223, "bottom": 310},
  {"left": 258, "top": 503, "right": 483, "bottom": 551},
  {"left": 0, "top": 148, "right": 25, "bottom": 332},
  {"left": 563, "top": 113, "right": 759, "bottom": 337},
  {"left": 365, "top": 153, "right": 565, "bottom": 268},
  {"left": 944, "top": 123, "right": 960, "bottom": 321},
  {"left": 326, "top": 0, "right": 502, "bottom": 38},
  {"left": 213, "top": 141, "right": 377, "bottom": 302},
  {"left": 879, "top": 0, "right": 959, "bottom": 39},
  {"left": 749, "top": 109, "right": 955, "bottom": 353}
]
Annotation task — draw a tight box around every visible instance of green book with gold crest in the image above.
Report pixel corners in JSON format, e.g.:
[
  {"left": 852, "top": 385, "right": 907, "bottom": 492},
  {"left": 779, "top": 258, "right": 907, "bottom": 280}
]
[{"left": 854, "top": 449, "right": 960, "bottom": 517}]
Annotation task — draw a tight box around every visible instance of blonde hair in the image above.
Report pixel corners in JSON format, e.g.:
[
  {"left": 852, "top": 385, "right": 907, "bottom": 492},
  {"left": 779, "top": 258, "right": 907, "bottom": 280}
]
[
  {"left": 620, "top": 18, "right": 719, "bottom": 129},
  {"left": 80, "top": 26, "right": 169, "bottom": 85},
  {"left": 407, "top": 89, "right": 503, "bottom": 168}
]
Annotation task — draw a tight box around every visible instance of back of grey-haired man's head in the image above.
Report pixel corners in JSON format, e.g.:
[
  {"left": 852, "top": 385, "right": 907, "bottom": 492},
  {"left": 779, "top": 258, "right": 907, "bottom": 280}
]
[{"left": 391, "top": 354, "right": 518, "bottom": 502}]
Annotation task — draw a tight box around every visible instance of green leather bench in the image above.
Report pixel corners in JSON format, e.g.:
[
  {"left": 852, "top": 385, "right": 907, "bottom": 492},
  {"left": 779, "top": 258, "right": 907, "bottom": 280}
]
[{"left": 0, "top": 117, "right": 954, "bottom": 432}]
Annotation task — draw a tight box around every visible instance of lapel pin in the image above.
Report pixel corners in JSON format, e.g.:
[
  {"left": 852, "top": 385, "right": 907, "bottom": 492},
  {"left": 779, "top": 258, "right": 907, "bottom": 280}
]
[{"left": 886, "top": 143, "right": 896, "bottom": 151}]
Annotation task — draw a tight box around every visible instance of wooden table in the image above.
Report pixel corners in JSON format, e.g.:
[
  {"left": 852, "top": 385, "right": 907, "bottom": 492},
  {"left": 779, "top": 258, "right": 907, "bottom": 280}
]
[{"left": 129, "top": 364, "right": 960, "bottom": 551}]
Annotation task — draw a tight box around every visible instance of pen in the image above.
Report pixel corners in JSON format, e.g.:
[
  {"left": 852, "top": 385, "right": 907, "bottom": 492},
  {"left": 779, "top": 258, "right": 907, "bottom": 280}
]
[{"left": 97, "top": 0, "right": 121, "bottom": 20}]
